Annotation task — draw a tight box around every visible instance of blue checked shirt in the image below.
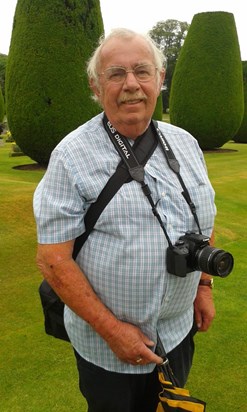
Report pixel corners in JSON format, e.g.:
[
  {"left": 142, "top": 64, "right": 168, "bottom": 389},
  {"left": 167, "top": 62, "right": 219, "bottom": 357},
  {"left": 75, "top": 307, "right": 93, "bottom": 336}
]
[{"left": 33, "top": 112, "right": 216, "bottom": 374}]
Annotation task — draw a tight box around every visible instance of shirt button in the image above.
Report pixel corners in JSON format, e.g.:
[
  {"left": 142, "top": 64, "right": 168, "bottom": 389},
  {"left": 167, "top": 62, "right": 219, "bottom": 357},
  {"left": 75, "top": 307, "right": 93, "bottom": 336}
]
[{"left": 162, "top": 192, "right": 166, "bottom": 197}]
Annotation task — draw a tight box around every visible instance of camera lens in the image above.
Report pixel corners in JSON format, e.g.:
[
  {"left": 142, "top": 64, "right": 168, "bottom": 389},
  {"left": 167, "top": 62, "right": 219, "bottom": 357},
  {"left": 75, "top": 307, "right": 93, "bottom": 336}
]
[{"left": 196, "top": 246, "right": 234, "bottom": 277}]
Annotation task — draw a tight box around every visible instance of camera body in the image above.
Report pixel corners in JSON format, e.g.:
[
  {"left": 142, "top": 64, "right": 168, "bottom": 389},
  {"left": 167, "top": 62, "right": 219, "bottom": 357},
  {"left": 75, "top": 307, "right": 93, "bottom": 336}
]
[{"left": 166, "top": 231, "right": 233, "bottom": 278}]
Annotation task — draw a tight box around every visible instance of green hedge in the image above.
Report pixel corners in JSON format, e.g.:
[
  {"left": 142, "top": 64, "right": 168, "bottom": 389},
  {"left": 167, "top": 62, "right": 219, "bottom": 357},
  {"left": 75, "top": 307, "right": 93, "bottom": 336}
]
[
  {"left": 152, "top": 92, "right": 163, "bottom": 120},
  {"left": 169, "top": 12, "right": 244, "bottom": 149},
  {"left": 6, "top": 0, "right": 104, "bottom": 165},
  {"left": 234, "top": 61, "right": 247, "bottom": 143}
]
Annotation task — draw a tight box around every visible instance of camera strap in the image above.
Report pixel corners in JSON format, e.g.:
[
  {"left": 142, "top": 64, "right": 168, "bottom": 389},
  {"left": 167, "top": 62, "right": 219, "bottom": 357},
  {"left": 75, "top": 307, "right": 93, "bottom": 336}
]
[
  {"left": 154, "top": 122, "right": 202, "bottom": 234},
  {"left": 72, "top": 116, "right": 158, "bottom": 259},
  {"left": 103, "top": 114, "right": 202, "bottom": 241}
]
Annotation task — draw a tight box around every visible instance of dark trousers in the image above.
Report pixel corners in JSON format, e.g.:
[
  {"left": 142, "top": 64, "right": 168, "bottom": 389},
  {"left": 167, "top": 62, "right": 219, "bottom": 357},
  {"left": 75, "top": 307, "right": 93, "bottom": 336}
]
[{"left": 74, "top": 324, "right": 197, "bottom": 412}]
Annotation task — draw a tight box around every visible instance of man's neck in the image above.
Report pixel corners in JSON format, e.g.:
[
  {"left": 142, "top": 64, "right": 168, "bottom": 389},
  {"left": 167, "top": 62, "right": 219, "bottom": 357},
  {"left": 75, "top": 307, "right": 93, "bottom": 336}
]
[{"left": 104, "top": 114, "right": 150, "bottom": 140}]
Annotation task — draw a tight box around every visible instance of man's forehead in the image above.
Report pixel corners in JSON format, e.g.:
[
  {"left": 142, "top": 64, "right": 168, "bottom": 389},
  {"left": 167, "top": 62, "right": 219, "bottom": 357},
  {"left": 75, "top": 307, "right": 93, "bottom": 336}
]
[{"left": 100, "top": 36, "right": 153, "bottom": 63}]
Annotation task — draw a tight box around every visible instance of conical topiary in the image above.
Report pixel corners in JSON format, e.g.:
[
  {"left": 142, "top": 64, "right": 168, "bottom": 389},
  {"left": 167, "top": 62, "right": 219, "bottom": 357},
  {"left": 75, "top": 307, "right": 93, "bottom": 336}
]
[
  {"left": 152, "top": 92, "right": 163, "bottom": 121},
  {"left": 233, "top": 61, "right": 247, "bottom": 143},
  {"left": 169, "top": 11, "right": 244, "bottom": 149},
  {"left": 5, "top": 0, "right": 104, "bottom": 165}
]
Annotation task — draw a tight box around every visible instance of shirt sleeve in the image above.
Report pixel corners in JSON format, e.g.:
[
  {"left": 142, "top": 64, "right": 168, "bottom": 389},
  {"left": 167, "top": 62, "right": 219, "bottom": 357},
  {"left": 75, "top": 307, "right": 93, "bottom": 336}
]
[{"left": 33, "top": 148, "right": 86, "bottom": 244}]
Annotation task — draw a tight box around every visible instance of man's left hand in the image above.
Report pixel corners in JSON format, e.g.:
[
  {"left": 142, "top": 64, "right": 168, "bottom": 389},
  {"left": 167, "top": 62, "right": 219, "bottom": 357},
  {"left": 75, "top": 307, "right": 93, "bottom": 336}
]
[{"left": 194, "top": 286, "right": 216, "bottom": 331}]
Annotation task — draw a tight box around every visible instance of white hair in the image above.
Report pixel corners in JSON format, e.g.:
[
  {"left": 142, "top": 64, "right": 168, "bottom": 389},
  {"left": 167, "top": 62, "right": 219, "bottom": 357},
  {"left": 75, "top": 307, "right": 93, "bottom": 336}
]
[{"left": 87, "top": 27, "right": 166, "bottom": 90}]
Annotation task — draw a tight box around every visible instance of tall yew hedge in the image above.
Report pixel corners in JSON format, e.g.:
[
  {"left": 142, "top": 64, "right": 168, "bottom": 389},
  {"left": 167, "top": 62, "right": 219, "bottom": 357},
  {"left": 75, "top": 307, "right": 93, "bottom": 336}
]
[
  {"left": 169, "top": 12, "right": 244, "bottom": 149},
  {"left": 153, "top": 93, "right": 163, "bottom": 121},
  {"left": 5, "top": 0, "right": 104, "bottom": 165},
  {"left": 234, "top": 61, "right": 247, "bottom": 143}
]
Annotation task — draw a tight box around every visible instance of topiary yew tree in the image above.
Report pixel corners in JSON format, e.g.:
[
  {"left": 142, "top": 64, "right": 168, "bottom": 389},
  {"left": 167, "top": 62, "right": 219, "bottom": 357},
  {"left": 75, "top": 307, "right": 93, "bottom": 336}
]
[
  {"left": 233, "top": 61, "right": 247, "bottom": 143},
  {"left": 169, "top": 11, "right": 244, "bottom": 149},
  {"left": 5, "top": 0, "right": 104, "bottom": 165},
  {"left": 152, "top": 92, "right": 163, "bottom": 121}
]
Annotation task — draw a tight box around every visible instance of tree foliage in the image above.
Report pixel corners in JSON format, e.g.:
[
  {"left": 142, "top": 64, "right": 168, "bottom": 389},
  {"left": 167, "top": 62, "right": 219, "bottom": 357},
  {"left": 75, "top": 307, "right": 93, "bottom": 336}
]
[
  {"left": 169, "top": 12, "right": 244, "bottom": 149},
  {"left": 0, "top": 54, "right": 7, "bottom": 99},
  {"left": 149, "top": 20, "right": 189, "bottom": 111},
  {"left": 152, "top": 93, "right": 163, "bottom": 120},
  {"left": 0, "top": 85, "right": 4, "bottom": 122},
  {"left": 233, "top": 61, "right": 247, "bottom": 143},
  {"left": 6, "top": 0, "right": 104, "bottom": 165}
]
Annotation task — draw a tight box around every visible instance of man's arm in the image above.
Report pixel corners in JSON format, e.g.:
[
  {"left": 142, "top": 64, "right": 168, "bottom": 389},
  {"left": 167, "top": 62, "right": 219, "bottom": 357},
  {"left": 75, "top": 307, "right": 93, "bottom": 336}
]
[
  {"left": 194, "top": 230, "right": 216, "bottom": 331},
  {"left": 36, "top": 241, "right": 163, "bottom": 365}
]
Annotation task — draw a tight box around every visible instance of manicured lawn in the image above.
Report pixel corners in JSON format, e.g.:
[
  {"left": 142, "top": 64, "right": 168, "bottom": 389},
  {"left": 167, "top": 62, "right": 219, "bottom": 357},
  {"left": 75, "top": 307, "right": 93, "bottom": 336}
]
[
  {"left": 187, "top": 142, "right": 247, "bottom": 411},
  {"left": 0, "top": 143, "right": 85, "bottom": 411},
  {"left": 0, "top": 141, "right": 246, "bottom": 411}
]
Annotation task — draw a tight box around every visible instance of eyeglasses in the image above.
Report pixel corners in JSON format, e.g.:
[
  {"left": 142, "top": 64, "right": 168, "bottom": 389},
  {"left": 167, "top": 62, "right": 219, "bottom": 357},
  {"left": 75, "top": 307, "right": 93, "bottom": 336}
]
[{"left": 99, "top": 64, "right": 157, "bottom": 83}]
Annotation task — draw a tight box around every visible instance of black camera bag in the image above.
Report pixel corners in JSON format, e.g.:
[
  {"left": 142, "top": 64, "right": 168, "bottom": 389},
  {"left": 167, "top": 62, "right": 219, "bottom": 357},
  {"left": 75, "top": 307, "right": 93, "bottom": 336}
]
[{"left": 39, "top": 279, "right": 70, "bottom": 341}]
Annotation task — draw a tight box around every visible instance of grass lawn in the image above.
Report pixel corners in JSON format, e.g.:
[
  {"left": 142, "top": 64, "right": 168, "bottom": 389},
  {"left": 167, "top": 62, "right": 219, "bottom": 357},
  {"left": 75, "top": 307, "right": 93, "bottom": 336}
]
[
  {"left": 187, "top": 142, "right": 247, "bottom": 411},
  {"left": 0, "top": 140, "right": 246, "bottom": 411}
]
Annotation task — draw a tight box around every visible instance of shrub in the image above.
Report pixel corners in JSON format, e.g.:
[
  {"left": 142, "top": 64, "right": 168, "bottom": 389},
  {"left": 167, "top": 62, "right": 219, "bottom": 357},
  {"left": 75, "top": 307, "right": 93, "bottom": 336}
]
[
  {"left": 5, "top": 130, "right": 14, "bottom": 142},
  {"left": 169, "top": 12, "right": 244, "bottom": 149},
  {"left": 233, "top": 61, "right": 247, "bottom": 143},
  {"left": 5, "top": 0, "right": 104, "bottom": 165},
  {"left": 9, "top": 143, "right": 25, "bottom": 157},
  {"left": 0, "top": 86, "right": 4, "bottom": 122},
  {"left": 0, "top": 53, "right": 7, "bottom": 99},
  {"left": 152, "top": 93, "right": 163, "bottom": 120}
]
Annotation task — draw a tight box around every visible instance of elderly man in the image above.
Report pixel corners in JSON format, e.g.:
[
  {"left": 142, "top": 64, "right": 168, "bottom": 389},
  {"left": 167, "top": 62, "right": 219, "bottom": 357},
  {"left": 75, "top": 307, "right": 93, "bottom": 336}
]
[{"left": 34, "top": 28, "right": 216, "bottom": 412}]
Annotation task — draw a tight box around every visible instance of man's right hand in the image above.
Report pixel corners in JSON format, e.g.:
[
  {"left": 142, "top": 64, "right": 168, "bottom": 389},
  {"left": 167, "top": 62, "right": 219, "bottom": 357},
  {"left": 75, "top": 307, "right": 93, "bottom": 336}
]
[{"left": 105, "top": 321, "right": 163, "bottom": 366}]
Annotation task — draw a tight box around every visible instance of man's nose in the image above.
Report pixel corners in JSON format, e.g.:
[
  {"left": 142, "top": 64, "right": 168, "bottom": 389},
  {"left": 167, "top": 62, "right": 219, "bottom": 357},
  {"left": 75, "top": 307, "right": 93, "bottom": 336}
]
[{"left": 123, "top": 71, "right": 140, "bottom": 88}]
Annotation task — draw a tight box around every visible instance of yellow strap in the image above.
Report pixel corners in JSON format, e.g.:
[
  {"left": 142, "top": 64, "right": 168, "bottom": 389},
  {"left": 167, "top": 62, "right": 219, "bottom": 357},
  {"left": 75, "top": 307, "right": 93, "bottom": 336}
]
[{"left": 157, "top": 399, "right": 205, "bottom": 412}]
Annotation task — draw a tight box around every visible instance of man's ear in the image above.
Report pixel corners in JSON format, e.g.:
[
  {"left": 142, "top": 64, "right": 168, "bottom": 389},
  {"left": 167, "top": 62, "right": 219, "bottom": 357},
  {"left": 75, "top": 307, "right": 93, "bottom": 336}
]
[{"left": 159, "top": 69, "right": 165, "bottom": 91}]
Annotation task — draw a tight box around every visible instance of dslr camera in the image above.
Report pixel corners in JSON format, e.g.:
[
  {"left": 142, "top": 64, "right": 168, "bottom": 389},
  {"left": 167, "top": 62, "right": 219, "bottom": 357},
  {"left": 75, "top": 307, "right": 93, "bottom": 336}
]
[{"left": 166, "top": 231, "right": 234, "bottom": 278}]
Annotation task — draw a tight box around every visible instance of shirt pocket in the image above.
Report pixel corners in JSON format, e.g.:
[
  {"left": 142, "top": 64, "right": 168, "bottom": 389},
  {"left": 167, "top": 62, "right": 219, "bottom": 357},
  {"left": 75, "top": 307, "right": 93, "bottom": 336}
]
[
  {"left": 157, "top": 182, "right": 215, "bottom": 244},
  {"left": 188, "top": 182, "right": 216, "bottom": 232}
]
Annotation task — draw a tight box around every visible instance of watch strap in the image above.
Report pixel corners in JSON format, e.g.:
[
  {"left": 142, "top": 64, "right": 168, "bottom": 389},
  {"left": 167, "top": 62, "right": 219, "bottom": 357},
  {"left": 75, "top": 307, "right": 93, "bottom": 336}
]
[{"left": 199, "top": 278, "right": 214, "bottom": 288}]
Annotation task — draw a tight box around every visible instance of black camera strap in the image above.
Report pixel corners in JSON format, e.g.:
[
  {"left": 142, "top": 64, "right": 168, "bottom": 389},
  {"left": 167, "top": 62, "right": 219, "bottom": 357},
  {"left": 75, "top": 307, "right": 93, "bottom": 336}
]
[
  {"left": 103, "top": 114, "right": 174, "bottom": 247},
  {"left": 154, "top": 122, "right": 202, "bottom": 234},
  {"left": 103, "top": 114, "right": 202, "bottom": 244},
  {"left": 72, "top": 116, "right": 158, "bottom": 259}
]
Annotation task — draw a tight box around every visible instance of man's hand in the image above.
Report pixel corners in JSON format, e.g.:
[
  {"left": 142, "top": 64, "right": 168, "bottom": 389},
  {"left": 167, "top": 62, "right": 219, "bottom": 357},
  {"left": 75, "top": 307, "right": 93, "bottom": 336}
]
[
  {"left": 105, "top": 321, "right": 163, "bottom": 366},
  {"left": 194, "top": 285, "right": 216, "bottom": 332}
]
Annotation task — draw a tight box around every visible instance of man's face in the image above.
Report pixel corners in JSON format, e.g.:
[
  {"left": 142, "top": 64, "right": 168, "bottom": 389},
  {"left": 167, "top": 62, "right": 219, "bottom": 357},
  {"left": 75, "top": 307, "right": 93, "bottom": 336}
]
[{"left": 91, "top": 36, "right": 165, "bottom": 134}]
